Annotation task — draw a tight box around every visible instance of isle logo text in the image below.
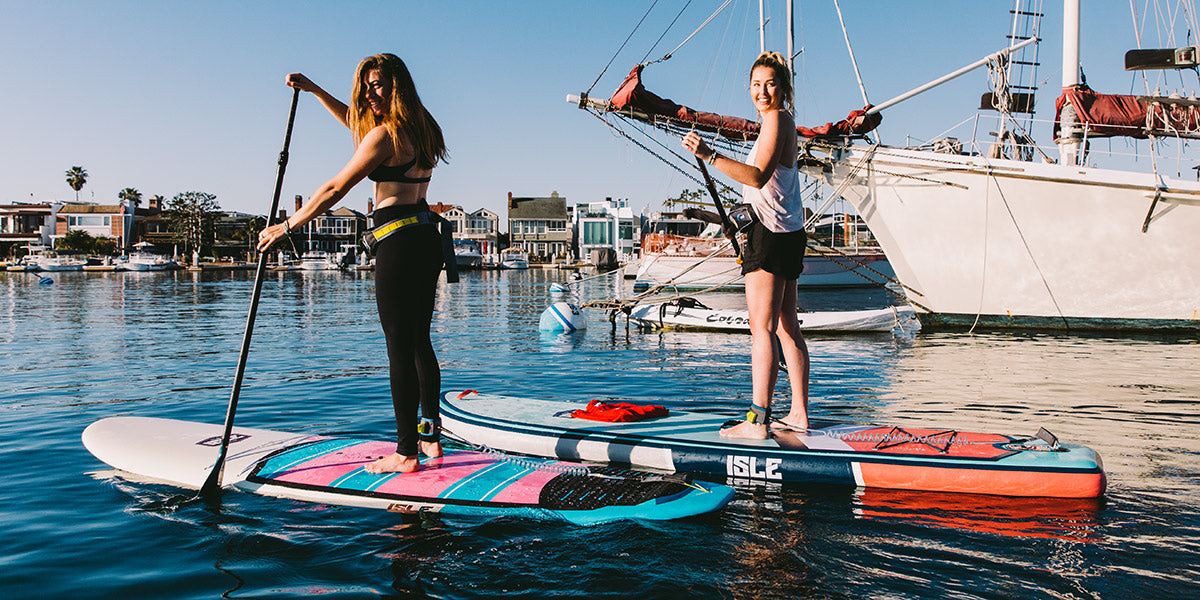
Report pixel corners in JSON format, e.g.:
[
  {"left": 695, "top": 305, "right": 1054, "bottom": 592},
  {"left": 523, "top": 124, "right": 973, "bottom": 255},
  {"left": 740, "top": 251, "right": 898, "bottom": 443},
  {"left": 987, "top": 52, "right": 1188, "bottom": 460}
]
[{"left": 726, "top": 455, "right": 783, "bottom": 480}]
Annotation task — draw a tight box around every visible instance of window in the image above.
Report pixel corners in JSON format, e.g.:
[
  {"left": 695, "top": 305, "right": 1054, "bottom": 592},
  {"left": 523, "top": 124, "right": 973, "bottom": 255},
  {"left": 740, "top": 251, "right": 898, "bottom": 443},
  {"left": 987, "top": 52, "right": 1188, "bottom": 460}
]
[
  {"left": 583, "top": 221, "right": 610, "bottom": 245},
  {"left": 68, "top": 215, "right": 109, "bottom": 227}
]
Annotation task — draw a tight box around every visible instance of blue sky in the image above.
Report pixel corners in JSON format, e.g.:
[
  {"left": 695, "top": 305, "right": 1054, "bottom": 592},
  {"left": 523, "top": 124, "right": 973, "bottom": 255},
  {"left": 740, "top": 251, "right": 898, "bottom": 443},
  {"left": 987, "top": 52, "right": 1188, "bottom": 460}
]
[{"left": 0, "top": 1, "right": 1150, "bottom": 218}]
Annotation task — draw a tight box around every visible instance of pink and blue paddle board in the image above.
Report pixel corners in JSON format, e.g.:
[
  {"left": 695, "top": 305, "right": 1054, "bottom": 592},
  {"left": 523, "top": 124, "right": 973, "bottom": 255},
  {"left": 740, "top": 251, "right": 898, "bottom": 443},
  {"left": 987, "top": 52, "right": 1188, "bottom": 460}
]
[{"left": 82, "top": 416, "right": 733, "bottom": 525}]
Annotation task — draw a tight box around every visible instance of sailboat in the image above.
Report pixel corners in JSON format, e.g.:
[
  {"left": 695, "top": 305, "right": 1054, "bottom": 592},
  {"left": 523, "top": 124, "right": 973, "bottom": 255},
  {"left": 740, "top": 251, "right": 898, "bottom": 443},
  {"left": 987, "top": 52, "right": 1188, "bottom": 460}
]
[
  {"left": 799, "top": 0, "right": 1200, "bottom": 331},
  {"left": 572, "top": 0, "right": 1200, "bottom": 332}
]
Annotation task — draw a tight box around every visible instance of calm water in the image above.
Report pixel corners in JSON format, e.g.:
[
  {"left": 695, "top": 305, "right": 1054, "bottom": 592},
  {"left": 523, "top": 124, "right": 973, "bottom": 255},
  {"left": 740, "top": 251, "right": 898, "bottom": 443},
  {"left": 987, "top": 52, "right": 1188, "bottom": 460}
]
[{"left": 1, "top": 268, "right": 1198, "bottom": 599}]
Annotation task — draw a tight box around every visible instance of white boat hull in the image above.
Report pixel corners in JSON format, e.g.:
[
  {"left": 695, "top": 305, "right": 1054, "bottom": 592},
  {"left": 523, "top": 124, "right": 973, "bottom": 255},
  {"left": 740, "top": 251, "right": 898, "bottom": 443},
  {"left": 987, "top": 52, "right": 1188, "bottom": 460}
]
[
  {"left": 627, "top": 302, "right": 919, "bottom": 333},
  {"left": 634, "top": 250, "right": 893, "bottom": 292},
  {"left": 814, "top": 146, "right": 1200, "bottom": 330}
]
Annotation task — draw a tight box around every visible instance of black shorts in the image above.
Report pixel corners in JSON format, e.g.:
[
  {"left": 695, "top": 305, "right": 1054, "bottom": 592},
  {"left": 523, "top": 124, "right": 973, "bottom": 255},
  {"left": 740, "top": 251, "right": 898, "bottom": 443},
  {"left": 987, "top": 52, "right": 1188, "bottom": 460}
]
[{"left": 740, "top": 221, "right": 806, "bottom": 280}]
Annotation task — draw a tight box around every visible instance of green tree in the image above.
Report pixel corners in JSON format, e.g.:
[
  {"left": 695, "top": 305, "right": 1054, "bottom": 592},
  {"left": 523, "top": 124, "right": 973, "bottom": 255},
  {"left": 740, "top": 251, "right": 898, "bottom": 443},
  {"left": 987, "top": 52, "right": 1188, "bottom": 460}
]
[
  {"left": 165, "top": 191, "right": 220, "bottom": 256},
  {"left": 56, "top": 230, "right": 115, "bottom": 254},
  {"left": 65, "top": 166, "right": 88, "bottom": 202},
  {"left": 56, "top": 230, "right": 97, "bottom": 253},
  {"left": 665, "top": 185, "right": 737, "bottom": 210}
]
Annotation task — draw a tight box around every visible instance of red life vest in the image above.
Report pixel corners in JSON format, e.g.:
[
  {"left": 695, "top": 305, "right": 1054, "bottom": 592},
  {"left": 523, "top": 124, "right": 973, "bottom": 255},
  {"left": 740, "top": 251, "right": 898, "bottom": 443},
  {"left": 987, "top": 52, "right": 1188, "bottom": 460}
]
[{"left": 571, "top": 399, "right": 669, "bottom": 422}]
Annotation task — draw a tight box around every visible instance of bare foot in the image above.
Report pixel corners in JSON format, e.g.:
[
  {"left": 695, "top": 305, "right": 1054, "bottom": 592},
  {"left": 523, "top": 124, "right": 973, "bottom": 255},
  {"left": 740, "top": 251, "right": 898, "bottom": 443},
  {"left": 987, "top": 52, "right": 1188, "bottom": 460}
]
[
  {"left": 770, "top": 415, "right": 810, "bottom": 431},
  {"left": 719, "top": 420, "right": 769, "bottom": 440},
  {"left": 419, "top": 440, "right": 442, "bottom": 458},
  {"left": 364, "top": 453, "right": 420, "bottom": 474}
]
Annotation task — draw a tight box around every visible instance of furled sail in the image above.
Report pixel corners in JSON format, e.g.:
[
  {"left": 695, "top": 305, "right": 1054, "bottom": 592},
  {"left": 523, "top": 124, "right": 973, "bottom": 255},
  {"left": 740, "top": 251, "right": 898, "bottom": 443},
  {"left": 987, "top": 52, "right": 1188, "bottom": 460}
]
[
  {"left": 606, "top": 65, "right": 881, "bottom": 142},
  {"left": 1054, "top": 84, "right": 1200, "bottom": 139}
]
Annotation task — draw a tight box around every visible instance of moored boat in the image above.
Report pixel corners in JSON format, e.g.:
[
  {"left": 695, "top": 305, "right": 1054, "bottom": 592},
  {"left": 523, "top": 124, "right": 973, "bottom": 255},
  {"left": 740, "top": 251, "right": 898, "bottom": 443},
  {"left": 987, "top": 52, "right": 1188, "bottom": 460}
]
[
  {"left": 499, "top": 247, "right": 529, "bottom": 269},
  {"left": 454, "top": 239, "right": 483, "bottom": 270},
  {"left": 634, "top": 231, "right": 894, "bottom": 292},
  {"left": 627, "top": 297, "right": 919, "bottom": 333},
  {"left": 298, "top": 250, "right": 342, "bottom": 271}
]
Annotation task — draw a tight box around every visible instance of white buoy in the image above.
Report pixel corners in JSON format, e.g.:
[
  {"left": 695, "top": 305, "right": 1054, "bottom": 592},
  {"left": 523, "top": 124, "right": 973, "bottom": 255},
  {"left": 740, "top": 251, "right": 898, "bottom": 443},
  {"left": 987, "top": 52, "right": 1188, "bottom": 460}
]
[
  {"left": 549, "top": 282, "right": 570, "bottom": 295},
  {"left": 538, "top": 302, "right": 587, "bottom": 332}
]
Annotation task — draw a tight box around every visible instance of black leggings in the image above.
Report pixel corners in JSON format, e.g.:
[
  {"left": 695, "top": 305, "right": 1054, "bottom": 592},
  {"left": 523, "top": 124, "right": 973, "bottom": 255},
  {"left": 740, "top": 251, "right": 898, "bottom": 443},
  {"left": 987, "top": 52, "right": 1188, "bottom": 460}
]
[{"left": 372, "top": 203, "right": 443, "bottom": 456}]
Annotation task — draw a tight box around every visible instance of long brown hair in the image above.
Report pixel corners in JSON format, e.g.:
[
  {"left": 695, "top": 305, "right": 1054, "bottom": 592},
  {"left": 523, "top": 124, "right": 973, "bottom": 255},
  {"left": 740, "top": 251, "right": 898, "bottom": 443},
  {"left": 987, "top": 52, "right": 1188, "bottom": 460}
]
[
  {"left": 348, "top": 53, "right": 447, "bottom": 169},
  {"left": 751, "top": 51, "right": 794, "bottom": 113}
]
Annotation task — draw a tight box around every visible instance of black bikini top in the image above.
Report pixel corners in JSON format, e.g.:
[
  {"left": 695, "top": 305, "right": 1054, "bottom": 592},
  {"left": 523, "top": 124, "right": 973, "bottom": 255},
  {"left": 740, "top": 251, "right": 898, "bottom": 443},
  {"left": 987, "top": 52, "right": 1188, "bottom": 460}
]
[{"left": 368, "top": 157, "right": 431, "bottom": 184}]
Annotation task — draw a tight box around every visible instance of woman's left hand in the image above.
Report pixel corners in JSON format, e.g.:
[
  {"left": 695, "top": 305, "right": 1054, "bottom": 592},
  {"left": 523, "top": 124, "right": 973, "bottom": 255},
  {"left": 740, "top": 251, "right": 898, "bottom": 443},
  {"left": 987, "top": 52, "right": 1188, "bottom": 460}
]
[{"left": 257, "top": 222, "right": 289, "bottom": 251}]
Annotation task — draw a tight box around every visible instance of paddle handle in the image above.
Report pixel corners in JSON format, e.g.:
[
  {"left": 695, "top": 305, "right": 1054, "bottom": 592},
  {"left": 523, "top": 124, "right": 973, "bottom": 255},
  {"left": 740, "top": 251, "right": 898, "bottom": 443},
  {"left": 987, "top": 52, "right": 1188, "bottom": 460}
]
[
  {"left": 695, "top": 156, "right": 742, "bottom": 256},
  {"left": 199, "top": 87, "right": 301, "bottom": 499}
]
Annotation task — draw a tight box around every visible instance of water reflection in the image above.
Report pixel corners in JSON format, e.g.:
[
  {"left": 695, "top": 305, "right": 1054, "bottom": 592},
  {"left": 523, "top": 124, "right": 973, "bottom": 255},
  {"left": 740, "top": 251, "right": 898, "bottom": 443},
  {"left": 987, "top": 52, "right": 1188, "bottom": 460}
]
[{"left": 851, "top": 487, "right": 1104, "bottom": 541}]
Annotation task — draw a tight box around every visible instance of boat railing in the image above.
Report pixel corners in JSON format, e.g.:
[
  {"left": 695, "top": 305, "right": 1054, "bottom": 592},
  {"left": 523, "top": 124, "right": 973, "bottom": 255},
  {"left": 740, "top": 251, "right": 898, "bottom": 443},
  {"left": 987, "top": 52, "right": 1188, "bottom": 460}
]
[{"left": 881, "top": 112, "right": 1200, "bottom": 179}]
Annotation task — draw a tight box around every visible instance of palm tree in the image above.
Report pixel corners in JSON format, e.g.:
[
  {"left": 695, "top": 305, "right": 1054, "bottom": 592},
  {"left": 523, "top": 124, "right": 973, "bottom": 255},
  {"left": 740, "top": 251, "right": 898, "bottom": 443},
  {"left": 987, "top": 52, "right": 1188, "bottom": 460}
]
[
  {"left": 118, "top": 187, "right": 142, "bottom": 208},
  {"left": 65, "top": 166, "right": 88, "bottom": 202}
]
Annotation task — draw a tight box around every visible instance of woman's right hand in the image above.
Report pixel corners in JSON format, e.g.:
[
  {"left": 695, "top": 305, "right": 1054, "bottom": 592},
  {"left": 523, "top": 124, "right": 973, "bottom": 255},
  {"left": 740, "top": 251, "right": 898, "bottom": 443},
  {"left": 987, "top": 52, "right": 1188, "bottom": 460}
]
[
  {"left": 286, "top": 73, "right": 318, "bottom": 93},
  {"left": 682, "top": 131, "right": 716, "bottom": 162}
]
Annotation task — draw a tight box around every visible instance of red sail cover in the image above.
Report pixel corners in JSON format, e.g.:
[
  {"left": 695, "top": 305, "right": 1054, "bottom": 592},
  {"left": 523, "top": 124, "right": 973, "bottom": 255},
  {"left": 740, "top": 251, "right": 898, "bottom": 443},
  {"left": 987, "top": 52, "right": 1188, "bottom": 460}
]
[
  {"left": 607, "top": 65, "right": 881, "bottom": 141},
  {"left": 1054, "top": 85, "right": 1149, "bottom": 138}
]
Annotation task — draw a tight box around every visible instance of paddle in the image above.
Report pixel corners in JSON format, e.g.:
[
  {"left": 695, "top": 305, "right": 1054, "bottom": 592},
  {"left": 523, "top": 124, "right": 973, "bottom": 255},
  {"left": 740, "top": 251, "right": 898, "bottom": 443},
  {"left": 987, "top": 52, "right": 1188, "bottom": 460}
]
[
  {"left": 198, "top": 87, "right": 301, "bottom": 501},
  {"left": 695, "top": 156, "right": 742, "bottom": 257}
]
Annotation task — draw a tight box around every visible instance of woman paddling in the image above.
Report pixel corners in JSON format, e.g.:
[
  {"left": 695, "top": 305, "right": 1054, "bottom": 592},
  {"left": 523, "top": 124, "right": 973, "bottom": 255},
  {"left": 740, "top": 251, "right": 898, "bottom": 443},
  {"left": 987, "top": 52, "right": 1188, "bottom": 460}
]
[
  {"left": 257, "top": 53, "right": 449, "bottom": 473},
  {"left": 681, "top": 51, "right": 811, "bottom": 439}
]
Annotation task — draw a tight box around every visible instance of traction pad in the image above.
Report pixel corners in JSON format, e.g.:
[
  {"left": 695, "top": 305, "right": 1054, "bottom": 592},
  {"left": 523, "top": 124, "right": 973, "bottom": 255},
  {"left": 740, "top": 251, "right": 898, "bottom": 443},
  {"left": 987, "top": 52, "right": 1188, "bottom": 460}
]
[{"left": 539, "top": 467, "right": 690, "bottom": 510}]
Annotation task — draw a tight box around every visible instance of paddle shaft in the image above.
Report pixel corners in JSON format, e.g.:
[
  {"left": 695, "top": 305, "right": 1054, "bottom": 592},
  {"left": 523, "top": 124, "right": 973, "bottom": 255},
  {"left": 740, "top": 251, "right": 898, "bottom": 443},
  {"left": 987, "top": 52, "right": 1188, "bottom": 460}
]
[
  {"left": 199, "top": 88, "right": 301, "bottom": 499},
  {"left": 695, "top": 156, "right": 742, "bottom": 256}
]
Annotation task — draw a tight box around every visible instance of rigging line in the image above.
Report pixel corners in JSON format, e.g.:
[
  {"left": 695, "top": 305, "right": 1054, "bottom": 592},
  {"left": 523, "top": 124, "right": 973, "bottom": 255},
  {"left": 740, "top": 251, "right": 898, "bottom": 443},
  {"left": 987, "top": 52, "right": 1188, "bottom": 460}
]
[
  {"left": 646, "top": 0, "right": 735, "bottom": 65},
  {"left": 807, "top": 245, "right": 927, "bottom": 306},
  {"left": 586, "top": 0, "right": 661, "bottom": 96},
  {"left": 832, "top": 0, "right": 872, "bottom": 113},
  {"left": 982, "top": 163, "right": 1071, "bottom": 330},
  {"left": 968, "top": 167, "right": 991, "bottom": 334},
  {"left": 587, "top": 238, "right": 738, "bottom": 310},
  {"left": 641, "top": 0, "right": 694, "bottom": 65},
  {"left": 585, "top": 108, "right": 705, "bottom": 187}
]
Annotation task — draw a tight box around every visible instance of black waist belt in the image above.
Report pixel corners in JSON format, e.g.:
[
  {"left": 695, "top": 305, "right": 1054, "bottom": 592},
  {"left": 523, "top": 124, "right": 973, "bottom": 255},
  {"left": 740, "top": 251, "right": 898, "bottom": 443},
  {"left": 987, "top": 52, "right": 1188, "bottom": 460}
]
[{"left": 362, "top": 211, "right": 459, "bottom": 283}]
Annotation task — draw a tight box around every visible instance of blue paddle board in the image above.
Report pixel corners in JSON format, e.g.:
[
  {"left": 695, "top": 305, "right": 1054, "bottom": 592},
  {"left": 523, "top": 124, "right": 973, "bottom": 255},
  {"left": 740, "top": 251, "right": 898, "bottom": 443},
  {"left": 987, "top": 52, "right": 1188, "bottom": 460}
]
[{"left": 440, "top": 390, "right": 1105, "bottom": 498}]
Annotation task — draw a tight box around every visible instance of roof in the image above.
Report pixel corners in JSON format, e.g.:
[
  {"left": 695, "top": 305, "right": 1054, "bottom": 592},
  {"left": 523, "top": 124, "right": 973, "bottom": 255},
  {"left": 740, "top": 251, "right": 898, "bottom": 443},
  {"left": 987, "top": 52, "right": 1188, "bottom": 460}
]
[
  {"left": 508, "top": 196, "right": 567, "bottom": 219},
  {"left": 429, "top": 202, "right": 463, "bottom": 215},
  {"left": 58, "top": 204, "right": 122, "bottom": 214},
  {"left": 327, "top": 207, "right": 365, "bottom": 218}
]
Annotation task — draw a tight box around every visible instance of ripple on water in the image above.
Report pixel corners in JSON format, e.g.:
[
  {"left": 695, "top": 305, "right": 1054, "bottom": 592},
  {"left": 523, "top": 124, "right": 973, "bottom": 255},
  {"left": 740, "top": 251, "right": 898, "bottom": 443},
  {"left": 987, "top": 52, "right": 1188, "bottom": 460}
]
[{"left": 2, "top": 269, "right": 1199, "bottom": 599}]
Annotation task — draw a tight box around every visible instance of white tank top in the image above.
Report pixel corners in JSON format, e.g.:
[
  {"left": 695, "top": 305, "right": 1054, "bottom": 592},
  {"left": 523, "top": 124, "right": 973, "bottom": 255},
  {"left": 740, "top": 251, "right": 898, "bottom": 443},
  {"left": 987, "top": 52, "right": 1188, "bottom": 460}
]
[{"left": 742, "top": 139, "right": 805, "bottom": 233}]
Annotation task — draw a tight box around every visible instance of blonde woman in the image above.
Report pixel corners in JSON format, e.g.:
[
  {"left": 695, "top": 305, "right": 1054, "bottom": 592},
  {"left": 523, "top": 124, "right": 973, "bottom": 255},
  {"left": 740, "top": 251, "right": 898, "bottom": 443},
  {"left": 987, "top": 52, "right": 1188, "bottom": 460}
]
[
  {"left": 258, "top": 53, "right": 450, "bottom": 473},
  {"left": 682, "top": 51, "right": 810, "bottom": 439}
]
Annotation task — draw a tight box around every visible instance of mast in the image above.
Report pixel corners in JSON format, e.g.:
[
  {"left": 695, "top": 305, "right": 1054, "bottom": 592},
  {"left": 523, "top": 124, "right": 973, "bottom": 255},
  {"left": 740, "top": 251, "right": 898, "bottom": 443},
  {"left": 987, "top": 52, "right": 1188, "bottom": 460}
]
[
  {"left": 1061, "top": 0, "right": 1080, "bottom": 87},
  {"left": 1058, "top": 0, "right": 1082, "bottom": 164},
  {"left": 787, "top": 0, "right": 795, "bottom": 80},
  {"left": 759, "top": 0, "right": 765, "bottom": 53}
]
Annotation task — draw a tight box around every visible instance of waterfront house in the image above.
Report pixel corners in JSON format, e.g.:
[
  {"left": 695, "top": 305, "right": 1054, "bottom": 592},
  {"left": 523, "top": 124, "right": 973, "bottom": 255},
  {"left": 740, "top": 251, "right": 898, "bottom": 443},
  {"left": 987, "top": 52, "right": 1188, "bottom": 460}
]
[
  {"left": 290, "top": 195, "right": 367, "bottom": 256},
  {"left": 574, "top": 197, "right": 637, "bottom": 265},
  {"left": 212, "top": 211, "right": 262, "bottom": 260},
  {"left": 431, "top": 203, "right": 467, "bottom": 235},
  {"left": 55, "top": 202, "right": 135, "bottom": 248},
  {"left": 0, "top": 202, "right": 59, "bottom": 257},
  {"left": 464, "top": 208, "right": 500, "bottom": 262},
  {"left": 133, "top": 195, "right": 184, "bottom": 255},
  {"left": 508, "top": 191, "right": 570, "bottom": 263}
]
